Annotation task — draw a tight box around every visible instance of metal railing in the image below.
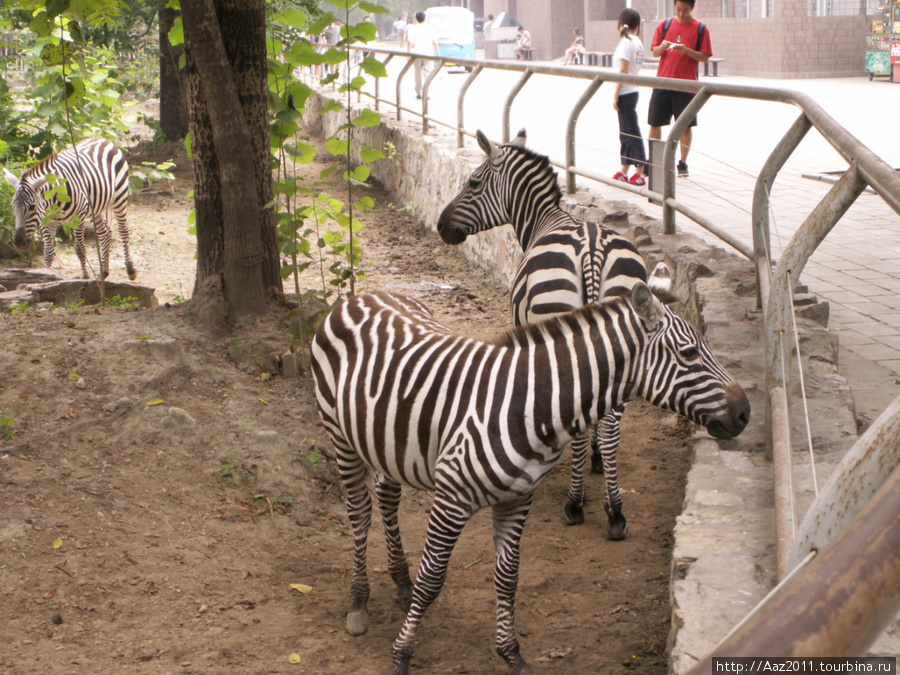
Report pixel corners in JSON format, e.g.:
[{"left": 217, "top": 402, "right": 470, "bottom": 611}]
[{"left": 323, "top": 46, "right": 900, "bottom": 659}]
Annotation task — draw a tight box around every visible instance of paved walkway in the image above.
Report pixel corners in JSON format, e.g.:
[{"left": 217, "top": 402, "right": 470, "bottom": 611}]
[{"left": 587, "top": 75, "right": 900, "bottom": 379}]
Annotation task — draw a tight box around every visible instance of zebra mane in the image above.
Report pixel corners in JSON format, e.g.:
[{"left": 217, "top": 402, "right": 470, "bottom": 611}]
[
  {"left": 490, "top": 297, "right": 629, "bottom": 348},
  {"left": 501, "top": 143, "right": 563, "bottom": 208},
  {"left": 21, "top": 151, "right": 60, "bottom": 180}
]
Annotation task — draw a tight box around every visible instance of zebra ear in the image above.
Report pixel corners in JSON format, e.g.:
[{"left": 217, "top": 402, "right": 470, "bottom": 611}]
[
  {"left": 632, "top": 281, "right": 665, "bottom": 332},
  {"left": 510, "top": 129, "right": 527, "bottom": 148},
  {"left": 28, "top": 176, "right": 47, "bottom": 191},
  {"left": 3, "top": 168, "right": 19, "bottom": 188},
  {"left": 648, "top": 262, "right": 672, "bottom": 294},
  {"left": 476, "top": 130, "right": 499, "bottom": 162}
]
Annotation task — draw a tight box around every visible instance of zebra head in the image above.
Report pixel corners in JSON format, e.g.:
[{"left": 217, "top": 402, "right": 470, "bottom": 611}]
[
  {"left": 4, "top": 169, "right": 47, "bottom": 249},
  {"left": 438, "top": 128, "right": 555, "bottom": 246},
  {"left": 629, "top": 282, "right": 750, "bottom": 440}
]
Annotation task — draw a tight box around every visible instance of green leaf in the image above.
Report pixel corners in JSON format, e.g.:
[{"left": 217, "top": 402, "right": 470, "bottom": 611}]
[
  {"left": 275, "top": 9, "right": 309, "bottom": 29},
  {"left": 321, "top": 47, "right": 347, "bottom": 66},
  {"left": 360, "top": 146, "right": 385, "bottom": 162},
  {"left": 320, "top": 99, "right": 344, "bottom": 114},
  {"left": 354, "top": 196, "right": 375, "bottom": 211},
  {"left": 358, "top": 2, "right": 391, "bottom": 14},
  {"left": 347, "top": 22, "right": 377, "bottom": 43},
  {"left": 184, "top": 132, "right": 192, "bottom": 159},
  {"left": 320, "top": 163, "right": 339, "bottom": 179},
  {"left": 287, "top": 142, "right": 316, "bottom": 164},
  {"left": 352, "top": 165, "right": 371, "bottom": 182},
  {"left": 307, "top": 13, "right": 335, "bottom": 36},
  {"left": 168, "top": 18, "right": 184, "bottom": 47},
  {"left": 40, "top": 43, "right": 65, "bottom": 66},
  {"left": 325, "top": 137, "right": 349, "bottom": 156},
  {"left": 352, "top": 109, "right": 381, "bottom": 128},
  {"left": 361, "top": 57, "right": 388, "bottom": 78}
]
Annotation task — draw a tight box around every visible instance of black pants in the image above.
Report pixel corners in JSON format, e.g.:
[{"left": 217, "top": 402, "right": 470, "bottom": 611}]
[{"left": 617, "top": 92, "right": 647, "bottom": 169}]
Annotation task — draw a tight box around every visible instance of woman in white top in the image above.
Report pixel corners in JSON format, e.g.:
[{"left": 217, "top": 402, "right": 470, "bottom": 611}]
[{"left": 611, "top": 9, "right": 648, "bottom": 186}]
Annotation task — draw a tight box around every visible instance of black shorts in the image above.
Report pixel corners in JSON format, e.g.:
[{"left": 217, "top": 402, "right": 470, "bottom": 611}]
[{"left": 648, "top": 88, "right": 698, "bottom": 128}]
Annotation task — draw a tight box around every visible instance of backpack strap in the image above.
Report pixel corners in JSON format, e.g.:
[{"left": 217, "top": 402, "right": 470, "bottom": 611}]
[
  {"left": 662, "top": 17, "right": 673, "bottom": 41},
  {"left": 696, "top": 22, "right": 706, "bottom": 52}
]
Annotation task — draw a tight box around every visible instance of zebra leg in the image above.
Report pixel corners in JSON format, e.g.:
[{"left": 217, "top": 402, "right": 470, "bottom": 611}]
[
  {"left": 596, "top": 404, "right": 627, "bottom": 540},
  {"left": 115, "top": 209, "right": 137, "bottom": 280},
  {"left": 391, "top": 496, "right": 470, "bottom": 675},
  {"left": 492, "top": 495, "right": 535, "bottom": 675},
  {"left": 41, "top": 224, "right": 58, "bottom": 270},
  {"left": 562, "top": 432, "right": 590, "bottom": 525},
  {"left": 72, "top": 225, "right": 90, "bottom": 278},
  {"left": 94, "top": 215, "right": 113, "bottom": 280},
  {"left": 338, "top": 449, "right": 373, "bottom": 637},
  {"left": 374, "top": 472, "right": 413, "bottom": 612},
  {"left": 591, "top": 405, "right": 624, "bottom": 474}
]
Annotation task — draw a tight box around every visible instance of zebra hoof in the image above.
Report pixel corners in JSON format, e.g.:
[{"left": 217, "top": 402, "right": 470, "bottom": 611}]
[
  {"left": 391, "top": 658, "right": 411, "bottom": 675},
  {"left": 127, "top": 268, "right": 137, "bottom": 281},
  {"left": 346, "top": 608, "right": 369, "bottom": 636},
  {"left": 590, "top": 454, "right": 605, "bottom": 474},
  {"left": 562, "top": 501, "right": 585, "bottom": 526},
  {"left": 605, "top": 511, "right": 628, "bottom": 540},
  {"left": 502, "top": 647, "right": 534, "bottom": 675}
]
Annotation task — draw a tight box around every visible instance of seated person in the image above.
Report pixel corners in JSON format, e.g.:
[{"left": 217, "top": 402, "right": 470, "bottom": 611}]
[
  {"left": 564, "top": 28, "right": 586, "bottom": 64},
  {"left": 514, "top": 25, "right": 532, "bottom": 59}
]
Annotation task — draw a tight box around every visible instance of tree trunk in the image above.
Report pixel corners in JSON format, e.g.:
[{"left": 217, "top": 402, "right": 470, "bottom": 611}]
[
  {"left": 159, "top": 7, "right": 189, "bottom": 141},
  {"left": 181, "top": 0, "right": 281, "bottom": 322}
]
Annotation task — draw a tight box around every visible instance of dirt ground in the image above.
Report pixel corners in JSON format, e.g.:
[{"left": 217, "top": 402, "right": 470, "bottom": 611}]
[{"left": 0, "top": 138, "right": 696, "bottom": 674}]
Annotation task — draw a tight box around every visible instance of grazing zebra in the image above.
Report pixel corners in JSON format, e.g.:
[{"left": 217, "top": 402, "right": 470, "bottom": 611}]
[
  {"left": 4, "top": 138, "right": 136, "bottom": 280},
  {"left": 311, "top": 288, "right": 749, "bottom": 675},
  {"left": 438, "top": 128, "right": 657, "bottom": 539}
]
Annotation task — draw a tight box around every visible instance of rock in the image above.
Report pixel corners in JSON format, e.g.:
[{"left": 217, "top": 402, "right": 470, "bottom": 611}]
[
  {"left": 122, "top": 338, "right": 181, "bottom": 359},
  {"left": 281, "top": 351, "right": 298, "bottom": 378},
  {"left": 164, "top": 407, "right": 196, "bottom": 428},
  {"left": 21, "top": 279, "right": 158, "bottom": 308},
  {"left": 74, "top": 378, "right": 87, "bottom": 390},
  {"left": 797, "top": 301, "right": 829, "bottom": 327},
  {"left": 0, "top": 269, "right": 62, "bottom": 289}
]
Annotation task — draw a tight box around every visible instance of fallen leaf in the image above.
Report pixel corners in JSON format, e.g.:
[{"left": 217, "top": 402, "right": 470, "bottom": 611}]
[
  {"left": 135, "top": 334, "right": 153, "bottom": 339},
  {"left": 146, "top": 399, "right": 164, "bottom": 407},
  {"left": 289, "top": 583, "right": 312, "bottom": 594},
  {"left": 260, "top": 372, "right": 270, "bottom": 382},
  {"left": 288, "top": 653, "right": 301, "bottom": 664},
  {"left": 258, "top": 398, "right": 268, "bottom": 405},
  {"left": 44, "top": 589, "right": 55, "bottom": 599},
  {"left": 52, "top": 537, "right": 63, "bottom": 549}
]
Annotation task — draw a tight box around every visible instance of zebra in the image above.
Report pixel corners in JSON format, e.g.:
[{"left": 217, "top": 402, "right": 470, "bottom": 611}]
[
  {"left": 437, "top": 127, "right": 658, "bottom": 540},
  {"left": 4, "top": 138, "right": 137, "bottom": 280},
  {"left": 311, "top": 287, "right": 749, "bottom": 675}
]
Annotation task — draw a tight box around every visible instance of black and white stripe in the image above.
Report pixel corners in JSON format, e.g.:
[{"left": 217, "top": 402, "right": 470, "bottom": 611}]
[
  {"left": 4, "top": 138, "right": 136, "bottom": 280},
  {"left": 438, "top": 128, "right": 658, "bottom": 539},
  {"left": 311, "top": 288, "right": 749, "bottom": 675}
]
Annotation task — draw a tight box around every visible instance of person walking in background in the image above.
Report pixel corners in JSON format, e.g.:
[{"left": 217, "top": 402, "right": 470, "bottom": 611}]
[
  {"left": 647, "top": 0, "right": 711, "bottom": 178},
  {"left": 406, "top": 11, "right": 440, "bottom": 100},
  {"left": 392, "top": 15, "right": 406, "bottom": 47},
  {"left": 611, "top": 9, "right": 647, "bottom": 186},
  {"left": 563, "top": 28, "right": 586, "bottom": 65},
  {"left": 514, "top": 25, "right": 531, "bottom": 59}
]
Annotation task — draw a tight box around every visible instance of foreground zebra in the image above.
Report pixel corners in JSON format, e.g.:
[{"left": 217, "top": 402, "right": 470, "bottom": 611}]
[
  {"left": 438, "top": 128, "right": 653, "bottom": 539},
  {"left": 4, "top": 138, "right": 136, "bottom": 280},
  {"left": 311, "top": 288, "right": 749, "bottom": 675}
]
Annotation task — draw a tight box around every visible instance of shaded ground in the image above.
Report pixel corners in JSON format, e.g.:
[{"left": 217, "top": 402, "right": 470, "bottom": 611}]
[{"left": 0, "top": 139, "right": 694, "bottom": 674}]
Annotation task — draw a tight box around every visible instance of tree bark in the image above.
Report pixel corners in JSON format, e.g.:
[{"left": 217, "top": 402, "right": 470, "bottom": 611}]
[
  {"left": 181, "top": 0, "right": 279, "bottom": 322},
  {"left": 159, "top": 7, "right": 189, "bottom": 141}
]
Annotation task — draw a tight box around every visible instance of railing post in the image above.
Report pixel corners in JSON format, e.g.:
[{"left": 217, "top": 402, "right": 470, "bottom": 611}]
[
  {"left": 765, "top": 162, "right": 868, "bottom": 579},
  {"left": 502, "top": 68, "right": 533, "bottom": 144},
  {"left": 395, "top": 57, "right": 415, "bottom": 121},
  {"left": 457, "top": 64, "right": 484, "bottom": 148},
  {"left": 565, "top": 75, "right": 605, "bottom": 194},
  {"left": 373, "top": 54, "right": 395, "bottom": 112},
  {"left": 662, "top": 88, "right": 711, "bottom": 235},
  {"left": 752, "top": 113, "right": 812, "bottom": 309},
  {"left": 421, "top": 60, "right": 444, "bottom": 134}
]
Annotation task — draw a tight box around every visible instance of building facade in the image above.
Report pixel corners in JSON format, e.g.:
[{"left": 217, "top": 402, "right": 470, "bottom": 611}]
[{"left": 472, "top": 0, "right": 875, "bottom": 78}]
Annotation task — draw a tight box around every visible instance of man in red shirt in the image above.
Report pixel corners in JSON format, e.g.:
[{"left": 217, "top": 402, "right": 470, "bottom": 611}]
[{"left": 648, "top": 0, "right": 712, "bottom": 177}]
